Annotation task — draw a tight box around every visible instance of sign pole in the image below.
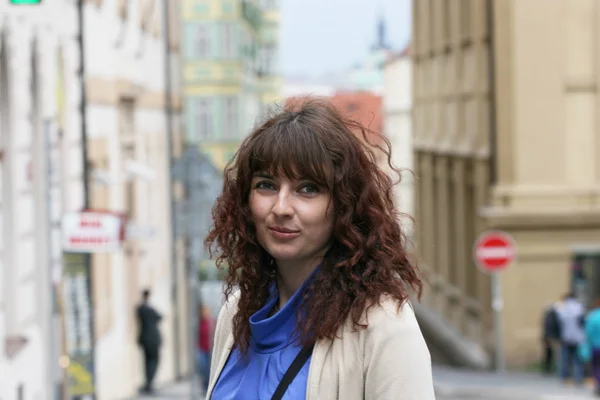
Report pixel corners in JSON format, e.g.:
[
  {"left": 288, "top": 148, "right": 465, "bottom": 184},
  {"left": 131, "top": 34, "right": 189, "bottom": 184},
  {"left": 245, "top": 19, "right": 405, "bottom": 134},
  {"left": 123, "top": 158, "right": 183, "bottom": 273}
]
[
  {"left": 184, "top": 147, "right": 200, "bottom": 400},
  {"left": 491, "top": 272, "right": 505, "bottom": 373},
  {"left": 474, "top": 230, "right": 516, "bottom": 374}
]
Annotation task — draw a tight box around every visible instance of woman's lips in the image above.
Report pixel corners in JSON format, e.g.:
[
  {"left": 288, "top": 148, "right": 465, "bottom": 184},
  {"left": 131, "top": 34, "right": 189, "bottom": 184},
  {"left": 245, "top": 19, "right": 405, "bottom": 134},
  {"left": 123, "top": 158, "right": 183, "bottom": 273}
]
[{"left": 269, "top": 227, "right": 300, "bottom": 240}]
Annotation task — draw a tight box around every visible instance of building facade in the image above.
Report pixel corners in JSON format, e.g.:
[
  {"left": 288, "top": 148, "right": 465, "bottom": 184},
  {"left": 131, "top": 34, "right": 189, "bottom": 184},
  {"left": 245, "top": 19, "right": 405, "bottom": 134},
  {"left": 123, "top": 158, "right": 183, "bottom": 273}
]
[
  {"left": 345, "top": 15, "right": 393, "bottom": 95},
  {"left": 82, "top": 0, "right": 187, "bottom": 398},
  {"left": 413, "top": 0, "right": 600, "bottom": 367},
  {"left": 1, "top": 1, "right": 189, "bottom": 399},
  {"left": 258, "top": 0, "right": 282, "bottom": 111},
  {"left": 1, "top": 1, "right": 85, "bottom": 398},
  {"left": 383, "top": 47, "right": 414, "bottom": 237},
  {"left": 182, "top": 0, "right": 278, "bottom": 171}
]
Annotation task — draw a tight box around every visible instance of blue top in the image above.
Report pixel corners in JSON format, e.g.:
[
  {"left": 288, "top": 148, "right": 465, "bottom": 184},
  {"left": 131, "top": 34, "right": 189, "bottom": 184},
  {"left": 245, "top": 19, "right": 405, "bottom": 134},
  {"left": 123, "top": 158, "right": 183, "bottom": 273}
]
[
  {"left": 585, "top": 308, "right": 600, "bottom": 349},
  {"left": 210, "top": 271, "right": 316, "bottom": 400}
]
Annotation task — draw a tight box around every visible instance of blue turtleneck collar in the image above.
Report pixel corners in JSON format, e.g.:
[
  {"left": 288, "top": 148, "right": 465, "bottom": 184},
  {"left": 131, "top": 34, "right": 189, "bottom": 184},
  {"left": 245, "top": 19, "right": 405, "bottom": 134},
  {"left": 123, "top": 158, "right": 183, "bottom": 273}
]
[{"left": 248, "top": 266, "right": 319, "bottom": 354}]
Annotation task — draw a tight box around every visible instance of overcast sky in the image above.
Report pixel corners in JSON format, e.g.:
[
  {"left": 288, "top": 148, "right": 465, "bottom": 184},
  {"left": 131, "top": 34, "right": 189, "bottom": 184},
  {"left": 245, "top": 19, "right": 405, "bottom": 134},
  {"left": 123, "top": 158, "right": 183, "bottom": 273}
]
[{"left": 280, "top": 0, "right": 412, "bottom": 77}]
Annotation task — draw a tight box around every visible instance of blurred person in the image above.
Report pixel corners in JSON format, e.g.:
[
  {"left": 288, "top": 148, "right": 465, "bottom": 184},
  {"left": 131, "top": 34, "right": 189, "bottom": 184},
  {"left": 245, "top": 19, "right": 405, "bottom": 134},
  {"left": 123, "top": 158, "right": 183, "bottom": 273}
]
[
  {"left": 541, "top": 300, "right": 562, "bottom": 374},
  {"left": 197, "top": 304, "right": 214, "bottom": 392},
  {"left": 556, "top": 292, "right": 586, "bottom": 385},
  {"left": 584, "top": 299, "right": 600, "bottom": 395},
  {"left": 204, "top": 98, "right": 435, "bottom": 399},
  {"left": 136, "top": 289, "right": 163, "bottom": 394}
]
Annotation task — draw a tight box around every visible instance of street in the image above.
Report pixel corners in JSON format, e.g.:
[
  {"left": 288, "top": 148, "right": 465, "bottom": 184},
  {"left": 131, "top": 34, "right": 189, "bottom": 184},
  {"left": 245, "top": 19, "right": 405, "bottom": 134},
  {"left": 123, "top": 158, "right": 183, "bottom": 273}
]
[
  {"left": 126, "top": 366, "right": 598, "bottom": 400},
  {"left": 127, "top": 381, "right": 199, "bottom": 400},
  {"left": 433, "top": 366, "right": 596, "bottom": 400}
]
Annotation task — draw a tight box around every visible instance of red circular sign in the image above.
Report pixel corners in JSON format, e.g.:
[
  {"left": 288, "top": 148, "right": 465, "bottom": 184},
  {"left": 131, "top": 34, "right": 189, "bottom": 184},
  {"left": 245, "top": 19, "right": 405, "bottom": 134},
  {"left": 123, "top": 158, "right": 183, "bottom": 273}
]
[{"left": 474, "top": 231, "right": 516, "bottom": 273}]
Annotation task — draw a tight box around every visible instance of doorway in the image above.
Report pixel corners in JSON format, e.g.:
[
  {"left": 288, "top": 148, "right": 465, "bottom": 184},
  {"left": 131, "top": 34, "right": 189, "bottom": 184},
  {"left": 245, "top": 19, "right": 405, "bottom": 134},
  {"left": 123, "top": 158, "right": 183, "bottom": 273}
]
[{"left": 570, "top": 245, "right": 600, "bottom": 309}]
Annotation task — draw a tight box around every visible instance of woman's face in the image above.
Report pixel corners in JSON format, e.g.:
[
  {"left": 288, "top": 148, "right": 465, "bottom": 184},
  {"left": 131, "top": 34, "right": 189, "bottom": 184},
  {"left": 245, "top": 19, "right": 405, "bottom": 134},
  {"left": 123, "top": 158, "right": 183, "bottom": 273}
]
[{"left": 249, "top": 171, "right": 334, "bottom": 266}]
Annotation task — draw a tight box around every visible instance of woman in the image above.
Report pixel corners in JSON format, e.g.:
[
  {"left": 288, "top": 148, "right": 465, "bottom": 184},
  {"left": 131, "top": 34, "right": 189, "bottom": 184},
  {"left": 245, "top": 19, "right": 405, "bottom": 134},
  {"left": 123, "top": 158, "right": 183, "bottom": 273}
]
[
  {"left": 584, "top": 299, "right": 600, "bottom": 395},
  {"left": 205, "top": 98, "right": 434, "bottom": 399}
]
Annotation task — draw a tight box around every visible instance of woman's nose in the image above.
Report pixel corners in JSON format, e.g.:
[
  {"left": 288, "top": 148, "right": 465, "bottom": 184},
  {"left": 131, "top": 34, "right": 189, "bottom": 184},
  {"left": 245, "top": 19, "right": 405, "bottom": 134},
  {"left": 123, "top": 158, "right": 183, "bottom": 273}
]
[{"left": 272, "top": 190, "right": 294, "bottom": 217}]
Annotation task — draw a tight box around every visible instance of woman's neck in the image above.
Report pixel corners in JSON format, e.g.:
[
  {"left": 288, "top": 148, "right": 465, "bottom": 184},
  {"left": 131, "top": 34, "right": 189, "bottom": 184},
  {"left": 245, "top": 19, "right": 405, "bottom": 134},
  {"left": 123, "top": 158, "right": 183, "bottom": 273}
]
[{"left": 275, "top": 259, "right": 318, "bottom": 308}]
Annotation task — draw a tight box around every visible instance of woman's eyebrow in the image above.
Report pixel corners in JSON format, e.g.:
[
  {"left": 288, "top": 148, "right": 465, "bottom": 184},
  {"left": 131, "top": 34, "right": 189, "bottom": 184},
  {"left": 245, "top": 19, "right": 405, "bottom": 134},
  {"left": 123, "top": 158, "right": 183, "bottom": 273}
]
[{"left": 252, "top": 171, "right": 274, "bottom": 179}]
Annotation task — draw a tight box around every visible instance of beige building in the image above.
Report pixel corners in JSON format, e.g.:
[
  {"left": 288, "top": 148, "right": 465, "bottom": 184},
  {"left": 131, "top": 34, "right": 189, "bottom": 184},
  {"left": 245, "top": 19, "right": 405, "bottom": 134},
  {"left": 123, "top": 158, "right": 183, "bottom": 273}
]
[
  {"left": 83, "top": 0, "right": 188, "bottom": 398},
  {"left": 413, "top": 0, "right": 600, "bottom": 367},
  {"left": 383, "top": 47, "right": 414, "bottom": 237}
]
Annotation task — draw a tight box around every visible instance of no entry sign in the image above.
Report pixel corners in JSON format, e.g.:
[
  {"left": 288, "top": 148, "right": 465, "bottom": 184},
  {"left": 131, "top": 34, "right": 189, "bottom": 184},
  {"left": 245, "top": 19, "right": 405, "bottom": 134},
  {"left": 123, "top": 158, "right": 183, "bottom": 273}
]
[{"left": 474, "top": 231, "right": 516, "bottom": 273}]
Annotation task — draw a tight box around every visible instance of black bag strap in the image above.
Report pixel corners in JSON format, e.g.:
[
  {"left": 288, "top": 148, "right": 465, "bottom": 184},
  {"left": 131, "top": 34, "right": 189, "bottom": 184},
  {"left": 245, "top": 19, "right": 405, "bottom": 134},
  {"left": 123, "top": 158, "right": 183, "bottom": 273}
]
[{"left": 270, "top": 344, "right": 315, "bottom": 400}]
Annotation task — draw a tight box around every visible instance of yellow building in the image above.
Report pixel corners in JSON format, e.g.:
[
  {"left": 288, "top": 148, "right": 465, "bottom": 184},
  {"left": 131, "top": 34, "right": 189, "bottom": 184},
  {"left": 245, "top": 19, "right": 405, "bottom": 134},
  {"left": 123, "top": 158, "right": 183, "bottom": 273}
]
[
  {"left": 258, "top": 0, "right": 282, "bottom": 109},
  {"left": 182, "top": 0, "right": 281, "bottom": 170},
  {"left": 413, "top": 0, "right": 600, "bottom": 368}
]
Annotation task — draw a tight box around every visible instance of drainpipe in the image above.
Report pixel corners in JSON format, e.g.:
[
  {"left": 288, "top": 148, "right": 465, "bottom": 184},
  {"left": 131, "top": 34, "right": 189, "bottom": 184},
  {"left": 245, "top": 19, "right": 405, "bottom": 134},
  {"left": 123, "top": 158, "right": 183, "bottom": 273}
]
[
  {"left": 76, "top": 0, "right": 97, "bottom": 398},
  {"left": 487, "top": 0, "right": 497, "bottom": 185},
  {"left": 162, "top": 0, "right": 182, "bottom": 379},
  {"left": 77, "top": 2, "right": 89, "bottom": 204}
]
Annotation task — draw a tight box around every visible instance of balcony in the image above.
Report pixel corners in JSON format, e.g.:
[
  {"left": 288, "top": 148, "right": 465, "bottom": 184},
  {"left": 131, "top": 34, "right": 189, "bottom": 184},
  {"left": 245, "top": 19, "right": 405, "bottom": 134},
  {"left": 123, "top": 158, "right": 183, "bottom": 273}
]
[{"left": 242, "top": 1, "right": 262, "bottom": 32}]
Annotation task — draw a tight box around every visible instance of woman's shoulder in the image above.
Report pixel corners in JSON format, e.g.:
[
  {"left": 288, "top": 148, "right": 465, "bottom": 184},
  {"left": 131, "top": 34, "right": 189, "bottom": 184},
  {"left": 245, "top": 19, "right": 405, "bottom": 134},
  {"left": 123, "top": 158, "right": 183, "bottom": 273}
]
[
  {"left": 213, "top": 290, "right": 241, "bottom": 339},
  {"left": 362, "top": 295, "right": 419, "bottom": 332},
  {"left": 347, "top": 295, "right": 433, "bottom": 394},
  {"left": 216, "top": 290, "right": 241, "bottom": 321},
  {"left": 339, "top": 295, "right": 424, "bottom": 354}
]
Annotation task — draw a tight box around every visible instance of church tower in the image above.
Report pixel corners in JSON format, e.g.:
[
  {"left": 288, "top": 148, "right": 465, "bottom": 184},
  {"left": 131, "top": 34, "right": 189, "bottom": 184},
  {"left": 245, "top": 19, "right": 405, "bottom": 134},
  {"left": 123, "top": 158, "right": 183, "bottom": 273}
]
[{"left": 374, "top": 12, "right": 390, "bottom": 50}]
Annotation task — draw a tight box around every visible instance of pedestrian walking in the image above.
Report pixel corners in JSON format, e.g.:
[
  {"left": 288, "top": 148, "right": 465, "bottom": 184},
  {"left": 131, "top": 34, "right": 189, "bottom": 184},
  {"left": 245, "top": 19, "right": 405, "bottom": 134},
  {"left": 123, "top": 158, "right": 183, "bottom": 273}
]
[
  {"left": 556, "top": 292, "right": 586, "bottom": 385},
  {"left": 584, "top": 298, "right": 600, "bottom": 396},
  {"left": 136, "top": 289, "right": 163, "bottom": 394},
  {"left": 541, "top": 300, "right": 562, "bottom": 374},
  {"left": 197, "top": 304, "right": 214, "bottom": 392},
  {"left": 204, "top": 98, "right": 435, "bottom": 399}
]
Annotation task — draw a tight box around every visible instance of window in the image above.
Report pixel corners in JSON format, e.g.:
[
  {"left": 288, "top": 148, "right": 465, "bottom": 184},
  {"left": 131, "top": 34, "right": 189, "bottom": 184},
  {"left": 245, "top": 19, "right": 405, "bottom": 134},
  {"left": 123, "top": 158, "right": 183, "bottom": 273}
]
[
  {"left": 122, "top": 144, "right": 136, "bottom": 218},
  {"left": 222, "top": 0, "right": 234, "bottom": 14},
  {"left": 119, "top": 98, "right": 135, "bottom": 141},
  {"left": 194, "top": 0, "right": 210, "bottom": 13},
  {"left": 196, "top": 98, "right": 214, "bottom": 140},
  {"left": 222, "top": 23, "right": 237, "bottom": 59},
  {"left": 196, "top": 26, "right": 211, "bottom": 59},
  {"left": 346, "top": 103, "right": 359, "bottom": 112},
  {"left": 223, "top": 97, "right": 239, "bottom": 139},
  {"left": 259, "top": 45, "right": 277, "bottom": 76},
  {"left": 261, "top": 0, "right": 276, "bottom": 10},
  {"left": 119, "top": 0, "right": 128, "bottom": 19}
]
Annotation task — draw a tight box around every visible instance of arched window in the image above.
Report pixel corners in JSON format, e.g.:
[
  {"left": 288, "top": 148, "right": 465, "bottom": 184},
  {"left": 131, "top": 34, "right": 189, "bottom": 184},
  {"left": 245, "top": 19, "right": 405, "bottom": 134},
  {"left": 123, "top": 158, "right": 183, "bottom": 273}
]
[
  {"left": 196, "top": 98, "right": 213, "bottom": 139},
  {"left": 119, "top": 0, "right": 129, "bottom": 20},
  {"left": 224, "top": 97, "right": 238, "bottom": 139},
  {"left": 196, "top": 26, "right": 210, "bottom": 59}
]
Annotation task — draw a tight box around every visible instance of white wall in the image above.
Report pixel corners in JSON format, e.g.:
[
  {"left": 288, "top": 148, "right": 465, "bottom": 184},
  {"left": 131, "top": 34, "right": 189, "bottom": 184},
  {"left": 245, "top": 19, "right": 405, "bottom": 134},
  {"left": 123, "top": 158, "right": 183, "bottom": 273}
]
[
  {"left": 0, "top": 0, "right": 84, "bottom": 398},
  {"left": 383, "top": 56, "right": 414, "bottom": 236}
]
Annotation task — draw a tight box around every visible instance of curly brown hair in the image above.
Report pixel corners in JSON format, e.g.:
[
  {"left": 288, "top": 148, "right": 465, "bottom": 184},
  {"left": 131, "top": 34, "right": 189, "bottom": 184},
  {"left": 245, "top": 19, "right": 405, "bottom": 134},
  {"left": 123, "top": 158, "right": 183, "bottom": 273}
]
[{"left": 205, "top": 97, "right": 422, "bottom": 355}]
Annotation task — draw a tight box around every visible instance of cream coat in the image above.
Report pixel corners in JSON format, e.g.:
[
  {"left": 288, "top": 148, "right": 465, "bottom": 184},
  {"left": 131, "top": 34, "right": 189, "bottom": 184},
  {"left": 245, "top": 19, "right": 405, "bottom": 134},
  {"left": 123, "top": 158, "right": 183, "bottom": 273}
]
[{"left": 206, "top": 293, "right": 436, "bottom": 400}]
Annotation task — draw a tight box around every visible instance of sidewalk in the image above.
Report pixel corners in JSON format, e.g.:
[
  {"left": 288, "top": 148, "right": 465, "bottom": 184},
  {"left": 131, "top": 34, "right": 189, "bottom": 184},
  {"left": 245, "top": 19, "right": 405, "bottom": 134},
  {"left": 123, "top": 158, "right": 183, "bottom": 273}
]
[
  {"left": 434, "top": 365, "right": 596, "bottom": 399},
  {"left": 127, "top": 367, "right": 594, "bottom": 400},
  {"left": 128, "top": 379, "right": 204, "bottom": 400}
]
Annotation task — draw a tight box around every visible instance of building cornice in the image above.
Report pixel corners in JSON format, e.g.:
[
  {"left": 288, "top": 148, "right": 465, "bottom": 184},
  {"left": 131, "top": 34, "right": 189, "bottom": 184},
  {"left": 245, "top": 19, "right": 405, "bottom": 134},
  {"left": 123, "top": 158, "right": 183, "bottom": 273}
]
[{"left": 480, "top": 206, "right": 600, "bottom": 230}]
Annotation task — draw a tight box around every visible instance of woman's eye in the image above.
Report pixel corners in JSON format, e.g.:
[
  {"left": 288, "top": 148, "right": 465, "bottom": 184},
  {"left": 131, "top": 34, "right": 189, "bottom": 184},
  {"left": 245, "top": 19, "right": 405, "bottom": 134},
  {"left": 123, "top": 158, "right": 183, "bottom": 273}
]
[
  {"left": 299, "top": 184, "right": 319, "bottom": 194},
  {"left": 255, "top": 181, "right": 276, "bottom": 190}
]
